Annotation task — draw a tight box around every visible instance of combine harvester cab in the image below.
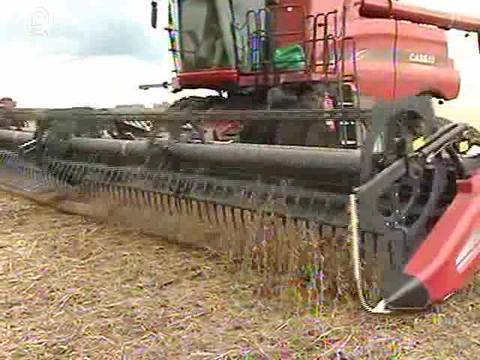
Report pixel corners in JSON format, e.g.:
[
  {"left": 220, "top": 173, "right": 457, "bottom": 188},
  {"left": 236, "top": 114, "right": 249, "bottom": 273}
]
[{"left": 0, "top": 0, "right": 479, "bottom": 314}]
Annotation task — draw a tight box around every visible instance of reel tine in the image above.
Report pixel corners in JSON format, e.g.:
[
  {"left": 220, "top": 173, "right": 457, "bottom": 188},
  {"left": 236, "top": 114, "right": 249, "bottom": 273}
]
[
  {"left": 158, "top": 193, "right": 166, "bottom": 213},
  {"left": 145, "top": 190, "right": 154, "bottom": 210},
  {"left": 95, "top": 182, "right": 102, "bottom": 200},
  {"left": 184, "top": 197, "right": 192, "bottom": 216},
  {"left": 189, "top": 197, "right": 196, "bottom": 216},
  {"left": 163, "top": 193, "right": 170, "bottom": 213},
  {"left": 143, "top": 189, "right": 151, "bottom": 209},
  {"left": 69, "top": 164, "right": 77, "bottom": 185},
  {"left": 210, "top": 202, "right": 219, "bottom": 225},
  {"left": 172, "top": 194, "right": 180, "bottom": 216},
  {"left": 125, "top": 187, "right": 132, "bottom": 206},
  {"left": 134, "top": 188, "right": 142, "bottom": 208},
  {"left": 132, "top": 188, "right": 140, "bottom": 207},
  {"left": 272, "top": 215, "right": 284, "bottom": 275},
  {"left": 233, "top": 207, "right": 243, "bottom": 231},
  {"left": 203, "top": 201, "right": 212, "bottom": 224},
  {"left": 120, "top": 186, "right": 128, "bottom": 206},
  {"left": 241, "top": 209, "right": 252, "bottom": 243},
  {"left": 125, "top": 186, "right": 132, "bottom": 206},
  {"left": 152, "top": 191, "right": 161, "bottom": 213},
  {"left": 108, "top": 183, "right": 116, "bottom": 203},
  {"left": 224, "top": 204, "right": 234, "bottom": 230},
  {"left": 100, "top": 182, "right": 106, "bottom": 200},
  {"left": 206, "top": 202, "right": 215, "bottom": 225},
  {"left": 240, "top": 208, "right": 247, "bottom": 227},
  {"left": 146, "top": 190, "right": 153, "bottom": 210},
  {"left": 104, "top": 182, "right": 110, "bottom": 198},
  {"left": 53, "top": 162, "right": 62, "bottom": 188},
  {"left": 150, "top": 191, "right": 159, "bottom": 212},
  {"left": 215, "top": 205, "right": 228, "bottom": 252},
  {"left": 218, "top": 203, "right": 226, "bottom": 226},
  {"left": 111, "top": 184, "right": 118, "bottom": 203},
  {"left": 190, "top": 198, "right": 199, "bottom": 220},
  {"left": 109, "top": 183, "right": 117, "bottom": 206},
  {"left": 210, "top": 202, "right": 218, "bottom": 225},
  {"left": 215, "top": 203, "right": 225, "bottom": 226},
  {"left": 175, "top": 195, "right": 183, "bottom": 215},
  {"left": 167, "top": 194, "right": 175, "bottom": 216},
  {"left": 139, "top": 189, "right": 147, "bottom": 208},
  {"left": 195, "top": 199, "right": 203, "bottom": 222},
  {"left": 179, "top": 197, "right": 187, "bottom": 216},
  {"left": 231, "top": 206, "right": 240, "bottom": 231},
  {"left": 102, "top": 182, "right": 111, "bottom": 205},
  {"left": 174, "top": 196, "right": 181, "bottom": 214},
  {"left": 223, "top": 204, "right": 231, "bottom": 226},
  {"left": 88, "top": 175, "right": 97, "bottom": 198},
  {"left": 96, "top": 182, "right": 104, "bottom": 204}
]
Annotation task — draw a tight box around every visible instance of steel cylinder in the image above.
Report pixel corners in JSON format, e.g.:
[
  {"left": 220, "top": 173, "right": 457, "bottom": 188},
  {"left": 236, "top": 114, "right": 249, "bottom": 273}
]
[
  {"left": 168, "top": 142, "right": 362, "bottom": 175},
  {"left": 69, "top": 137, "right": 150, "bottom": 157},
  {"left": 0, "top": 129, "right": 362, "bottom": 178}
]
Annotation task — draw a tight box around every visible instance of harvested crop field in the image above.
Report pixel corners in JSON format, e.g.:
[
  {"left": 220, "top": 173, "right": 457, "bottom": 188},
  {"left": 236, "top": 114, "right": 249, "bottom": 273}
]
[{"left": 0, "top": 191, "right": 479, "bottom": 359}]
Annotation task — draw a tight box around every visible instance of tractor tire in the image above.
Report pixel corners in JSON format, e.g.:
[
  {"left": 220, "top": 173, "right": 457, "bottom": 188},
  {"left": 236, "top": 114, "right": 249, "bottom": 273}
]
[{"left": 163, "top": 96, "right": 226, "bottom": 142}]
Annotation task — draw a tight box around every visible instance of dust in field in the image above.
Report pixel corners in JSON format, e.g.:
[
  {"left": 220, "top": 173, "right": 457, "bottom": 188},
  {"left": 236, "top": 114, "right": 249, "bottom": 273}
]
[{"left": 0, "top": 192, "right": 479, "bottom": 359}]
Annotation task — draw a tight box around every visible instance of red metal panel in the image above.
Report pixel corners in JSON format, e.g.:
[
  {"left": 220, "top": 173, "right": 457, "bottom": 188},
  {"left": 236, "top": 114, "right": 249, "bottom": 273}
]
[
  {"left": 310, "top": 0, "right": 344, "bottom": 15},
  {"left": 405, "top": 171, "right": 480, "bottom": 302},
  {"left": 270, "top": 2, "right": 307, "bottom": 48},
  {"left": 395, "top": 21, "right": 460, "bottom": 100},
  {"left": 343, "top": 16, "right": 460, "bottom": 100},
  {"left": 346, "top": 19, "right": 397, "bottom": 99},
  {"left": 360, "top": 0, "right": 480, "bottom": 33},
  {"left": 177, "top": 69, "right": 239, "bottom": 89}
]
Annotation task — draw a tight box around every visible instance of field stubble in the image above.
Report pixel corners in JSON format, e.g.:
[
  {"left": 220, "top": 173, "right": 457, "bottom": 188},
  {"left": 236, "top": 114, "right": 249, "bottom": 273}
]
[
  {"left": 0, "top": 112, "right": 479, "bottom": 358},
  {"left": 0, "top": 191, "right": 479, "bottom": 359}
]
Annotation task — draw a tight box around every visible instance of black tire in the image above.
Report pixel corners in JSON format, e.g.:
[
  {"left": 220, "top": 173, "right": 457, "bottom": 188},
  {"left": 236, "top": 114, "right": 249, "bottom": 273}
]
[{"left": 163, "top": 96, "right": 226, "bottom": 142}]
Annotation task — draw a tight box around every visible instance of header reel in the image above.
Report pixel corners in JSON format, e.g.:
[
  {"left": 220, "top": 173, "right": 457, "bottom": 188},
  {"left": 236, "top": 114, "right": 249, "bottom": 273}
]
[{"left": 0, "top": 96, "right": 478, "bottom": 313}]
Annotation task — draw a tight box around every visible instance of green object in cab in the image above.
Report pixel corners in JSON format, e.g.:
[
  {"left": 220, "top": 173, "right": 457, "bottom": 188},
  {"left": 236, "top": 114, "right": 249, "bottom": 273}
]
[{"left": 273, "top": 44, "right": 306, "bottom": 70}]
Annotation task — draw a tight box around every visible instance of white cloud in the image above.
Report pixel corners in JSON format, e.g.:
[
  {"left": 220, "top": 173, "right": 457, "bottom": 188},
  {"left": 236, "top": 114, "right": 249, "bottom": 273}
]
[
  {"left": 3, "top": 55, "right": 166, "bottom": 108},
  {"left": 0, "top": 0, "right": 176, "bottom": 108}
]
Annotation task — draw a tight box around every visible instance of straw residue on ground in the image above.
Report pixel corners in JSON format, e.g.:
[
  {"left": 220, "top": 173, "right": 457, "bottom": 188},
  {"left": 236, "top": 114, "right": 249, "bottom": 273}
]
[{"left": 0, "top": 192, "right": 479, "bottom": 359}]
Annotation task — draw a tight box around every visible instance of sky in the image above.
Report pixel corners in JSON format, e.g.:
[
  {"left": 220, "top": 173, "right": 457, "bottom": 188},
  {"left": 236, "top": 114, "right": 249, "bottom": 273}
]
[
  {"left": 0, "top": 0, "right": 193, "bottom": 108},
  {"left": 0, "top": 0, "right": 479, "bottom": 120}
]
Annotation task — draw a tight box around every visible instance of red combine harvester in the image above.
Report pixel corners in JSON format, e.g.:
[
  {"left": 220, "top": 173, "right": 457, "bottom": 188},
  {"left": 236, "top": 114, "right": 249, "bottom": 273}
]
[
  {"left": 145, "top": 0, "right": 480, "bottom": 312},
  {"left": 0, "top": 0, "right": 478, "bottom": 314}
]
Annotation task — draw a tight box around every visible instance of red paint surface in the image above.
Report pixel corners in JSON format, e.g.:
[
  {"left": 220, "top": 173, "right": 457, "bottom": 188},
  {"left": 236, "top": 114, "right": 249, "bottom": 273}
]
[
  {"left": 269, "top": 3, "right": 306, "bottom": 48},
  {"left": 177, "top": 69, "right": 238, "bottom": 89},
  {"left": 405, "top": 171, "right": 480, "bottom": 302}
]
